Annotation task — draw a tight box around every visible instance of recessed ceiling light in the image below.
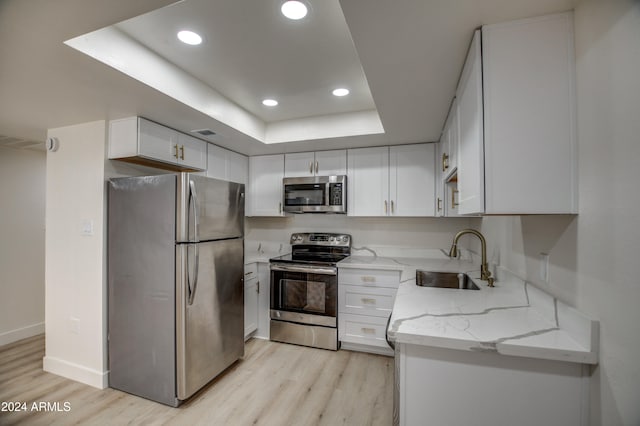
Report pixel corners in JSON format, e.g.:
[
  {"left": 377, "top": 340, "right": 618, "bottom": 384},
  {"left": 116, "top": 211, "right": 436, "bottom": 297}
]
[
  {"left": 281, "top": 1, "right": 308, "bottom": 20},
  {"left": 332, "top": 88, "right": 350, "bottom": 97},
  {"left": 262, "top": 99, "right": 279, "bottom": 107},
  {"left": 177, "top": 30, "right": 202, "bottom": 45}
]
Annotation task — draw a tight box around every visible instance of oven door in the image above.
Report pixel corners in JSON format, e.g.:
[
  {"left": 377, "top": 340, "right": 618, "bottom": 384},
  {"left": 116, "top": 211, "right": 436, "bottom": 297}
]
[{"left": 270, "top": 263, "right": 337, "bottom": 327}]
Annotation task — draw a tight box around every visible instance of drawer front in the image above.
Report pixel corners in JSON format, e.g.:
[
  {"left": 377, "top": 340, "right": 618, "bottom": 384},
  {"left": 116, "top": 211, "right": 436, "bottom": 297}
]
[
  {"left": 339, "top": 285, "right": 396, "bottom": 318},
  {"left": 338, "top": 268, "right": 401, "bottom": 288},
  {"left": 339, "top": 314, "right": 392, "bottom": 349},
  {"left": 244, "top": 262, "right": 258, "bottom": 278}
]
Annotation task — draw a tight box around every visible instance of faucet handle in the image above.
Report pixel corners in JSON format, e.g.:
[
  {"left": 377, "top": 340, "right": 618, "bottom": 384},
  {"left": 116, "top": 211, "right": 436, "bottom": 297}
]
[{"left": 487, "top": 276, "right": 495, "bottom": 287}]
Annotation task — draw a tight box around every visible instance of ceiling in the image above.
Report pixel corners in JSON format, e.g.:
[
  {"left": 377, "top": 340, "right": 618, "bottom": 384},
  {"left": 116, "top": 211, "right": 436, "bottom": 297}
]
[{"left": 0, "top": 0, "right": 576, "bottom": 156}]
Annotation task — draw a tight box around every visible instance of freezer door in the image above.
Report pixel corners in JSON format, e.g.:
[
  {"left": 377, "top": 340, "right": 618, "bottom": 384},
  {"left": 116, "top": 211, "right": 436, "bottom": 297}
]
[
  {"left": 176, "top": 238, "right": 244, "bottom": 400},
  {"left": 176, "top": 174, "right": 245, "bottom": 242}
]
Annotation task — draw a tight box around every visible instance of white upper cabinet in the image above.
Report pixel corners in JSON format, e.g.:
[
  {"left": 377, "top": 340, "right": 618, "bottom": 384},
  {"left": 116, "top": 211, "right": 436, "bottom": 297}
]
[
  {"left": 347, "top": 147, "right": 389, "bottom": 217},
  {"left": 206, "top": 144, "right": 248, "bottom": 184},
  {"left": 247, "top": 154, "right": 284, "bottom": 217},
  {"left": 450, "top": 12, "right": 577, "bottom": 215},
  {"left": 348, "top": 144, "right": 435, "bottom": 217},
  {"left": 482, "top": 12, "right": 577, "bottom": 213},
  {"left": 440, "top": 98, "right": 458, "bottom": 181},
  {"left": 284, "top": 150, "right": 347, "bottom": 177},
  {"left": 177, "top": 133, "right": 207, "bottom": 171},
  {"left": 456, "top": 30, "right": 485, "bottom": 215},
  {"left": 109, "top": 117, "right": 207, "bottom": 172},
  {"left": 389, "top": 144, "right": 436, "bottom": 217}
]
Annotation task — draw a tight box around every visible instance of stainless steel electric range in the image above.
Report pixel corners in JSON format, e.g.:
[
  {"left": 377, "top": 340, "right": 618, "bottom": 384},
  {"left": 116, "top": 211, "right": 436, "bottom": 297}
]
[{"left": 269, "top": 233, "right": 351, "bottom": 351}]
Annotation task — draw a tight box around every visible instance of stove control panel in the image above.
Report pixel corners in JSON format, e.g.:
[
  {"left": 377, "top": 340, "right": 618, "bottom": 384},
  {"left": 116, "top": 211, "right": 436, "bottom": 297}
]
[{"left": 290, "top": 233, "right": 351, "bottom": 247}]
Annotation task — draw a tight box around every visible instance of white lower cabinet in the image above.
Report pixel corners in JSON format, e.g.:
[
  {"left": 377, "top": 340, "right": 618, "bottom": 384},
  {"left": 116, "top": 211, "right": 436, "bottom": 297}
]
[
  {"left": 338, "top": 268, "right": 400, "bottom": 356},
  {"left": 243, "top": 263, "right": 259, "bottom": 340},
  {"left": 397, "top": 343, "right": 589, "bottom": 426}
]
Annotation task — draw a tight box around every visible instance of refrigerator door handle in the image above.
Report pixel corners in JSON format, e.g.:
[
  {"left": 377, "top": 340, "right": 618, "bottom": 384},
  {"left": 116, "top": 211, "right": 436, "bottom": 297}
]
[
  {"left": 188, "top": 179, "right": 200, "bottom": 242},
  {"left": 187, "top": 179, "right": 200, "bottom": 305},
  {"left": 187, "top": 243, "right": 200, "bottom": 305}
]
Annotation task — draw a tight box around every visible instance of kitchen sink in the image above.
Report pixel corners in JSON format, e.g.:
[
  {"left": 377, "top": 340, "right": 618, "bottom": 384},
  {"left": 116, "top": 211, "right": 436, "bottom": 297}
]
[{"left": 416, "top": 270, "right": 480, "bottom": 290}]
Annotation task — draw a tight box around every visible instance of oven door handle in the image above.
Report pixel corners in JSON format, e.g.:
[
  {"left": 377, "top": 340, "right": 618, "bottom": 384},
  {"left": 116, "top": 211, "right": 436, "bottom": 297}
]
[{"left": 270, "top": 264, "right": 337, "bottom": 276}]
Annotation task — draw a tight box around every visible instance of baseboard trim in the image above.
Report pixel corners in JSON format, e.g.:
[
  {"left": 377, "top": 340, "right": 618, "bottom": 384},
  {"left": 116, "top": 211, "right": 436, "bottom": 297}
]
[
  {"left": 0, "top": 322, "right": 45, "bottom": 347},
  {"left": 43, "top": 356, "right": 108, "bottom": 389}
]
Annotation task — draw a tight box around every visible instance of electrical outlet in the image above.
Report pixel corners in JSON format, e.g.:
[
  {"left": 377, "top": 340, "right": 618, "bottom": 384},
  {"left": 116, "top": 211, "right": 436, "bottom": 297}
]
[
  {"left": 80, "top": 219, "right": 94, "bottom": 236},
  {"left": 539, "top": 253, "right": 549, "bottom": 282}
]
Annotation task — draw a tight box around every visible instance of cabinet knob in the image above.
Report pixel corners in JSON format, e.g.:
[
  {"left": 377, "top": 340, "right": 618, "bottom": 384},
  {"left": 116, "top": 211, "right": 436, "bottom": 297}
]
[
  {"left": 452, "top": 189, "right": 459, "bottom": 207},
  {"left": 309, "top": 161, "right": 313, "bottom": 174},
  {"left": 384, "top": 200, "right": 388, "bottom": 214},
  {"left": 174, "top": 144, "right": 179, "bottom": 159},
  {"left": 361, "top": 327, "right": 376, "bottom": 334},
  {"left": 315, "top": 160, "right": 319, "bottom": 174},
  {"left": 361, "top": 298, "right": 376, "bottom": 305},
  {"left": 180, "top": 145, "right": 185, "bottom": 160},
  {"left": 437, "top": 197, "right": 442, "bottom": 211},
  {"left": 391, "top": 200, "right": 395, "bottom": 214}
]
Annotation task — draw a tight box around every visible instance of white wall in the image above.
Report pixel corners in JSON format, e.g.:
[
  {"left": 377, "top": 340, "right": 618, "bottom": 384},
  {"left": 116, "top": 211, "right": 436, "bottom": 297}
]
[
  {"left": 43, "top": 121, "right": 108, "bottom": 388},
  {"left": 478, "top": 1, "right": 640, "bottom": 424},
  {"left": 0, "top": 146, "right": 46, "bottom": 346}
]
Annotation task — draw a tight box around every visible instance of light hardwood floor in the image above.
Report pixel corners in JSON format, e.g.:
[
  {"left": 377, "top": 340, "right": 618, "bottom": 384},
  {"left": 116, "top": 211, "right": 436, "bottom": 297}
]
[{"left": 0, "top": 335, "right": 393, "bottom": 425}]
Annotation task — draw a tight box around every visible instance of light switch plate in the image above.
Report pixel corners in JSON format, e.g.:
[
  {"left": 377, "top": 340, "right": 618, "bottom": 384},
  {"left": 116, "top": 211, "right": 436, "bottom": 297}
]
[{"left": 80, "top": 219, "right": 94, "bottom": 236}]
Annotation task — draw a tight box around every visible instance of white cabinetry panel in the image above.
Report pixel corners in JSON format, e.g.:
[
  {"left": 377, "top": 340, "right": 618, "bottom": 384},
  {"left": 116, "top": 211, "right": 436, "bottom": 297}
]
[
  {"left": 482, "top": 12, "right": 577, "bottom": 213},
  {"left": 347, "top": 147, "right": 389, "bottom": 216},
  {"left": 389, "top": 144, "right": 435, "bottom": 217},
  {"left": 456, "top": 30, "right": 485, "bottom": 215},
  {"left": 248, "top": 155, "right": 284, "bottom": 216}
]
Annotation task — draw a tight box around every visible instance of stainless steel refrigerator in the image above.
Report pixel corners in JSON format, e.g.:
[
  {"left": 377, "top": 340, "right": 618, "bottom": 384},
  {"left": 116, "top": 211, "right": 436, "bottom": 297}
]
[{"left": 107, "top": 173, "right": 245, "bottom": 407}]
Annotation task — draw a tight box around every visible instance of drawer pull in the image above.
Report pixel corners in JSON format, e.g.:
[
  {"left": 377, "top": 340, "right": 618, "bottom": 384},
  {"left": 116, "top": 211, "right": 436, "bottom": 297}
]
[
  {"left": 361, "top": 276, "right": 376, "bottom": 283},
  {"left": 361, "top": 327, "right": 376, "bottom": 334},
  {"left": 244, "top": 271, "right": 254, "bottom": 276},
  {"left": 361, "top": 298, "right": 376, "bottom": 305}
]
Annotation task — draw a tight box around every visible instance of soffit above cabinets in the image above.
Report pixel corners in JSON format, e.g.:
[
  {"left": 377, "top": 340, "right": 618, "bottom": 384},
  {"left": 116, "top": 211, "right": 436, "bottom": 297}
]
[{"left": 65, "top": 0, "right": 384, "bottom": 145}]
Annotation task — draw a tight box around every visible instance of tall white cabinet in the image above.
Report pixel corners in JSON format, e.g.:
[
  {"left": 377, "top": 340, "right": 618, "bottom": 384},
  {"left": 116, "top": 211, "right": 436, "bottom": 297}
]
[
  {"left": 450, "top": 12, "right": 577, "bottom": 215},
  {"left": 482, "top": 12, "right": 577, "bottom": 213},
  {"left": 347, "top": 144, "right": 435, "bottom": 217}
]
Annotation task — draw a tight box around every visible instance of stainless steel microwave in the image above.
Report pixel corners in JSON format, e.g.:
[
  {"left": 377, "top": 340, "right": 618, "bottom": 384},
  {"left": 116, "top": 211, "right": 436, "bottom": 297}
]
[{"left": 283, "top": 175, "right": 347, "bottom": 214}]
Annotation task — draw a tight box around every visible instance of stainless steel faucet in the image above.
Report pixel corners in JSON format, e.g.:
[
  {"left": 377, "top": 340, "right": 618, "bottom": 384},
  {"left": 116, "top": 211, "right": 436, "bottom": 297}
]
[{"left": 448, "top": 229, "right": 495, "bottom": 287}]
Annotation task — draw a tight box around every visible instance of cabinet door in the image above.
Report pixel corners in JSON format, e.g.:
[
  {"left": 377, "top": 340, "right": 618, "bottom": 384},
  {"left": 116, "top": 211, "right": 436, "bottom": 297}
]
[
  {"left": 284, "top": 152, "right": 315, "bottom": 177},
  {"left": 482, "top": 13, "right": 577, "bottom": 213},
  {"left": 226, "top": 150, "right": 248, "bottom": 184},
  {"left": 435, "top": 143, "right": 446, "bottom": 217},
  {"left": 206, "top": 144, "right": 228, "bottom": 181},
  {"left": 347, "top": 147, "right": 389, "bottom": 216},
  {"left": 177, "top": 133, "right": 207, "bottom": 171},
  {"left": 248, "top": 155, "right": 284, "bottom": 216},
  {"left": 244, "top": 277, "right": 258, "bottom": 339},
  {"left": 440, "top": 98, "right": 458, "bottom": 179},
  {"left": 389, "top": 144, "right": 435, "bottom": 217},
  {"left": 456, "top": 30, "right": 485, "bottom": 215},
  {"left": 314, "top": 150, "right": 347, "bottom": 176},
  {"left": 138, "top": 118, "right": 178, "bottom": 165}
]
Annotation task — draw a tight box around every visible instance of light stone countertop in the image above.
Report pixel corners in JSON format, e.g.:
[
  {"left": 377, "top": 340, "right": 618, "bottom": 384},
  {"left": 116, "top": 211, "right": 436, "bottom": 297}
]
[{"left": 337, "top": 254, "right": 599, "bottom": 365}]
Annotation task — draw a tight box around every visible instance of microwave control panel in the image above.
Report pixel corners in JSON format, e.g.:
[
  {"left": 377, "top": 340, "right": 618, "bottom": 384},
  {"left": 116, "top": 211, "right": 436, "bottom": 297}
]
[{"left": 329, "top": 183, "right": 343, "bottom": 206}]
